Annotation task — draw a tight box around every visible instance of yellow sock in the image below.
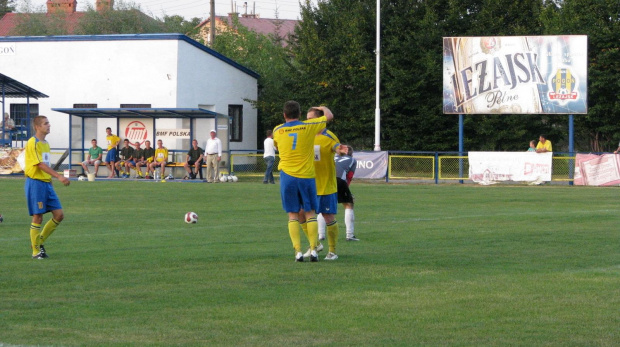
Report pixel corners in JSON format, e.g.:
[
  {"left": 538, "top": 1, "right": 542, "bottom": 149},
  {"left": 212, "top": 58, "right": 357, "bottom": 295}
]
[
  {"left": 327, "top": 221, "right": 339, "bottom": 253},
  {"left": 30, "top": 223, "right": 42, "bottom": 255},
  {"left": 40, "top": 218, "right": 60, "bottom": 244},
  {"left": 288, "top": 220, "right": 301, "bottom": 252},
  {"left": 306, "top": 217, "right": 318, "bottom": 250},
  {"left": 300, "top": 221, "right": 309, "bottom": 240}
]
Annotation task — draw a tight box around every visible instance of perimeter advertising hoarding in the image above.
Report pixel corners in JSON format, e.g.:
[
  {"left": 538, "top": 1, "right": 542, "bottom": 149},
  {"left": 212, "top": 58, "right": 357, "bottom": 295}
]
[{"left": 443, "top": 36, "right": 587, "bottom": 114}]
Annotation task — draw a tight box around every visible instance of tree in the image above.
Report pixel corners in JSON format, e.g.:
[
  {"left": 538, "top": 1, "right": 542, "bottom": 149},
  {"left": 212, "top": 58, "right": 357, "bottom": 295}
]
[
  {"left": 0, "top": 0, "right": 15, "bottom": 19},
  {"left": 75, "top": 1, "right": 165, "bottom": 35}
]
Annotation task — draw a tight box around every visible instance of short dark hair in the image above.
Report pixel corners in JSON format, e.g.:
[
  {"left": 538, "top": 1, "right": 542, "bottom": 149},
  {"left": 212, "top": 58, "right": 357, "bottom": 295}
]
[
  {"left": 266, "top": 129, "right": 272, "bottom": 137},
  {"left": 283, "top": 101, "right": 300, "bottom": 119},
  {"left": 91, "top": 139, "right": 97, "bottom": 142},
  {"left": 124, "top": 139, "right": 129, "bottom": 142},
  {"left": 307, "top": 107, "right": 324, "bottom": 118},
  {"left": 106, "top": 127, "right": 111, "bottom": 131},
  {"left": 539, "top": 134, "right": 547, "bottom": 139}
]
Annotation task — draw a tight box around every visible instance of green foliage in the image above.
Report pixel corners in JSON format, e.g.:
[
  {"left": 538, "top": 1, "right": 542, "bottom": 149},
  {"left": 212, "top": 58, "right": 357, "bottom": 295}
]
[
  {"left": 208, "top": 16, "right": 298, "bottom": 143},
  {"left": 0, "top": 0, "right": 15, "bottom": 18},
  {"left": 75, "top": 1, "right": 164, "bottom": 35},
  {"left": 161, "top": 15, "right": 202, "bottom": 36},
  {"left": 0, "top": 179, "right": 618, "bottom": 345}
]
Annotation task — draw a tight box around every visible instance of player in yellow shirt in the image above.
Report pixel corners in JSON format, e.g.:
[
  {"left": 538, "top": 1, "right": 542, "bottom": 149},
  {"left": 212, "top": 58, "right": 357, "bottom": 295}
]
[
  {"left": 301, "top": 108, "right": 348, "bottom": 260},
  {"left": 273, "top": 101, "right": 333, "bottom": 262},
  {"left": 24, "top": 115, "right": 70, "bottom": 259},
  {"left": 535, "top": 134, "right": 552, "bottom": 153},
  {"left": 104, "top": 127, "right": 121, "bottom": 178},
  {"left": 149, "top": 139, "right": 169, "bottom": 181}
]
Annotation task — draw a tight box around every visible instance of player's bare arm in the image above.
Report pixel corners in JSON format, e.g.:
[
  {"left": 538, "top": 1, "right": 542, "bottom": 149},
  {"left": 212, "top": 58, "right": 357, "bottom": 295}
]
[
  {"left": 37, "top": 162, "right": 70, "bottom": 186},
  {"left": 315, "top": 106, "right": 334, "bottom": 121}
]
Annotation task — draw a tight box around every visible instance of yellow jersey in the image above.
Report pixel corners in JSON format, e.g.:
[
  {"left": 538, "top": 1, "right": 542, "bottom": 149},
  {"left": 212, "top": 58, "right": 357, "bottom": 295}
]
[
  {"left": 536, "top": 140, "right": 552, "bottom": 152},
  {"left": 273, "top": 116, "right": 327, "bottom": 178},
  {"left": 313, "top": 129, "right": 340, "bottom": 195},
  {"left": 106, "top": 134, "right": 120, "bottom": 150},
  {"left": 24, "top": 136, "right": 52, "bottom": 182},
  {"left": 154, "top": 147, "right": 168, "bottom": 163}
]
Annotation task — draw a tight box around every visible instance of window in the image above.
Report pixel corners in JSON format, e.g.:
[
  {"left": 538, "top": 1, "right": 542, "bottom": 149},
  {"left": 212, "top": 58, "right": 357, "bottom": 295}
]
[
  {"left": 10, "top": 104, "right": 38, "bottom": 128},
  {"left": 120, "top": 104, "right": 151, "bottom": 108},
  {"left": 228, "top": 105, "right": 243, "bottom": 142},
  {"left": 73, "top": 104, "right": 97, "bottom": 108}
]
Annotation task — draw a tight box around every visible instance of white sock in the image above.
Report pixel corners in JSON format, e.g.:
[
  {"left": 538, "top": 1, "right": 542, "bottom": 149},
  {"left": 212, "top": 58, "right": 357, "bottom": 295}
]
[
  {"left": 317, "top": 213, "right": 326, "bottom": 239},
  {"left": 345, "top": 208, "right": 355, "bottom": 237}
]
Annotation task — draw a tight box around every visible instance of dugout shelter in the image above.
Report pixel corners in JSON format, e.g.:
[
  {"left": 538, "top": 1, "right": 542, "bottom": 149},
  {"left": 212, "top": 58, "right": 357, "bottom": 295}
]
[
  {"left": 53, "top": 107, "right": 231, "bottom": 174},
  {"left": 0, "top": 73, "right": 48, "bottom": 147}
]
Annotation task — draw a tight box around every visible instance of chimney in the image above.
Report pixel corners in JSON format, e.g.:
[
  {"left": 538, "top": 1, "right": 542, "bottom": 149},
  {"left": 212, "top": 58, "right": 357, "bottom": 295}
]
[
  {"left": 46, "top": 0, "right": 77, "bottom": 14},
  {"left": 96, "top": 0, "right": 114, "bottom": 12}
]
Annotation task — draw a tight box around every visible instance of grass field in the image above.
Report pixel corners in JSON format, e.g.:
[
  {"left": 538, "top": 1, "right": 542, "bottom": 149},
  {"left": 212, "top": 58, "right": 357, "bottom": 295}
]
[{"left": 0, "top": 177, "right": 618, "bottom": 346}]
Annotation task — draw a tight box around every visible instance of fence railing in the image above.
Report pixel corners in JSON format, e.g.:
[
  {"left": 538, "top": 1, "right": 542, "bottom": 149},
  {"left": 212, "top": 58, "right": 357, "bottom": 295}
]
[{"left": 230, "top": 151, "right": 577, "bottom": 184}]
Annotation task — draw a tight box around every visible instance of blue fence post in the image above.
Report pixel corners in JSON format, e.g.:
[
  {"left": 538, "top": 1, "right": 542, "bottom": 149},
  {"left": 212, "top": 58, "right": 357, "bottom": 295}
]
[
  {"left": 568, "top": 114, "right": 574, "bottom": 186},
  {"left": 434, "top": 152, "right": 439, "bottom": 184},
  {"left": 459, "top": 114, "right": 464, "bottom": 184}
]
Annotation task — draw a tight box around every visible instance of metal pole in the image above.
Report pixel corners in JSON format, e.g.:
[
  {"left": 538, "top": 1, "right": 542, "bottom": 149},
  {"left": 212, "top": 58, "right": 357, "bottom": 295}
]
[
  {"left": 568, "top": 114, "right": 574, "bottom": 186},
  {"left": 373, "top": 0, "right": 381, "bottom": 151},
  {"left": 459, "top": 114, "right": 464, "bottom": 184}
]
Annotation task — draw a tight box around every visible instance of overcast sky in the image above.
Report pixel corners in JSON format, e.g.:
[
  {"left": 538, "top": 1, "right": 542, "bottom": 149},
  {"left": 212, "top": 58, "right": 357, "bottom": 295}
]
[{"left": 23, "top": 0, "right": 318, "bottom": 20}]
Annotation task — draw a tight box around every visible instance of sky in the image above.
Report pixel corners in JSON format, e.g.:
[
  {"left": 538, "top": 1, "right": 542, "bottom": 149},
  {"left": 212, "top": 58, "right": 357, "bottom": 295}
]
[{"left": 23, "top": 0, "right": 318, "bottom": 20}]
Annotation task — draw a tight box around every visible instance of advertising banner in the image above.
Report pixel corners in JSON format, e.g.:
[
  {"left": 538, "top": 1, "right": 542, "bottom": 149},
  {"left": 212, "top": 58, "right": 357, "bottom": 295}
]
[
  {"left": 468, "top": 151, "right": 552, "bottom": 184},
  {"left": 119, "top": 119, "right": 153, "bottom": 147},
  {"left": 443, "top": 36, "right": 588, "bottom": 114},
  {"left": 573, "top": 153, "right": 620, "bottom": 186},
  {"left": 352, "top": 151, "right": 388, "bottom": 179}
]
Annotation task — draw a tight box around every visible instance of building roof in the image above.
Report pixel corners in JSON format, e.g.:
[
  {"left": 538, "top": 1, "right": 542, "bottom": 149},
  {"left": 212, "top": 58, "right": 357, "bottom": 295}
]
[
  {"left": 197, "top": 15, "right": 298, "bottom": 43},
  {"left": 0, "top": 34, "right": 260, "bottom": 79},
  {"left": 0, "top": 12, "right": 85, "bottom": 36},
  {"left": 0, "top": 72, "right": 49, "bottom": 99}
]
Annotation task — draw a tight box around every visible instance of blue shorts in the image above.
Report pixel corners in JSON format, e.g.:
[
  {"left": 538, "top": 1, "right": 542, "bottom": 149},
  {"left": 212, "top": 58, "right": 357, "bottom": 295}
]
[
  {"left": 280, "top": 171, "right": 318, "bottom": 213},
  {"left": 25, "top": 178, "right": 62, "bottom": 216},
  {"left": 126, "top": 160, "right": 136, "bottom": 166},
  {"left": 106, "top": 148, "right": 117, "bottom": 163},
  {"left": 317, "top": 193, "right": 338, "bottom": 215}
]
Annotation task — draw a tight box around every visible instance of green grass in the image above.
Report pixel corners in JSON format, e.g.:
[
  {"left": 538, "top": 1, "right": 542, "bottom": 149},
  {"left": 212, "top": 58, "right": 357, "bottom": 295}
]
[{"left": 0, "top": 178, "right": 618, "bottom": 346}]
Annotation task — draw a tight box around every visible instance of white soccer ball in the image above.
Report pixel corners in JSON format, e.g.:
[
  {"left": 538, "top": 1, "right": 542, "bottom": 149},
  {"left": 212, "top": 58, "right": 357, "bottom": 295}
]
[
  {"left": 231, "top": 175, "right": 238, "bottom": 182},
  {"left": 78, "top": 176, "right": 87, "bottom": 181},
  {"left": 184, "top": 212, "right": 198, "bottom": 224},
  {"left": 220, "top": 175, "right": 228, "bottom": 182}
]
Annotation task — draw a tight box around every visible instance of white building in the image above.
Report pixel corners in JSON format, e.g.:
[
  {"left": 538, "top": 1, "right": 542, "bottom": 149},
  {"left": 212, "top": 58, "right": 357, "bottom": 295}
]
[{"left": 0, "top": 34, "right": 259, "bottom": 155}]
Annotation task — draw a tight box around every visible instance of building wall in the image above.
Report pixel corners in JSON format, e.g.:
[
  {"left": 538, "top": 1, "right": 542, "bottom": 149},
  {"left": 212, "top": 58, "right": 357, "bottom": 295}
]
[{"left": 0, "top": 35, "right": 258, "bottom": 152}]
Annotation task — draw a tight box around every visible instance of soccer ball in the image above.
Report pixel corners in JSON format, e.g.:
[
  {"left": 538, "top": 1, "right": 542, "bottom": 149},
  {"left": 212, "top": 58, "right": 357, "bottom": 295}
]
[
  {"left": 231, "top": 175, "right": 238, "bottom": 182},
  {"left": 184, "top": 212, "right": 198, "bottom": 224},
  {"left": 219, "top": 175, "right": 228, "bottom": 182},
  {"left": 78, "top": 176, "right": 87, "bottom": 181}
]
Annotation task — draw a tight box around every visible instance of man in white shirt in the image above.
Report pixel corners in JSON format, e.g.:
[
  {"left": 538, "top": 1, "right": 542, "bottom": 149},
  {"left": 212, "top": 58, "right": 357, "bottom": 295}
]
[
  {"left": 1, "top": 113, "right": 15, "bottom": 142},
  {"left": 204, "top": 129, "right": 222, "bottom": 183},
  {"left": 263, "top": 130, "right": 276, "bottom": 184}
]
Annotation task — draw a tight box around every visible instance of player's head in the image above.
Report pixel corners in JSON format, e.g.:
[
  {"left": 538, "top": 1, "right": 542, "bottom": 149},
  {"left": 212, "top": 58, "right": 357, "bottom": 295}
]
[
  {"left": 3, "top": 112, "right": 9, "bottom": 120},
  {"left": 283, "top": 101, "right": 300, "bottom": 120},
  {"left": 347, "top": 146, "right": 354, "bottom": 156},
  {"left": 265, "top": 129, "right": 272, "bottom": 138},
  {"left": 91, "top": 139, "right": 97, "bottom": 146},
  {"left": 145, "top": 140, "right": 151, "bottom": 148},
  {"left": 33, "top": 115, "right": 50, "bottom": 134},
  {"left": 306, "top": 107, "right": 324, "bottom": 120},
  {"left": 157, "top": 139, "right": 163, "bottom": 148},
  {"left": 106, "top": 127, "right": 112, "bottom": 135},
  {"left": 123, "top": 139, "right": 130, "bottom": 147}
]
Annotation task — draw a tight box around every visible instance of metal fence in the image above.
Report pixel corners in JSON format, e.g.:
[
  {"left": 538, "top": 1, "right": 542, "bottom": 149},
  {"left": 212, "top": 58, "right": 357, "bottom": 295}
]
[{"left": 230, "top": 151, "right": 577, "bottom": 184}]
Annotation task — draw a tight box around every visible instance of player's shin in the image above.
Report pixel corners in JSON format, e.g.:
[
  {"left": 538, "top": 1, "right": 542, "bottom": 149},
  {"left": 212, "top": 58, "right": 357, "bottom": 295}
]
[
  {"left": 306, "top": 217, "right": 318, "bottom": 250},
  {"left": 288, "top": 220, "right": 301, "bottom": 252},
  {"left": 30, "top": 223, "right": 42, "bottom": 255},
  {"left": 40, "top": 218, "right": 60, "bottom": 244},
  {"left": 327, "top": 220, "right": 338, "bottom": 253},
  {"left": 345, "top": 208, "right": 355, "bottom": 237}
]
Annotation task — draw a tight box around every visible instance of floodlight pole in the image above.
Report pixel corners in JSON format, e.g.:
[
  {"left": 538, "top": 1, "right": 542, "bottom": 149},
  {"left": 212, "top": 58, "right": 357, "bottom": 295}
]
[{"left": 373, "top": 0, "right": 381, "bottom": 151}]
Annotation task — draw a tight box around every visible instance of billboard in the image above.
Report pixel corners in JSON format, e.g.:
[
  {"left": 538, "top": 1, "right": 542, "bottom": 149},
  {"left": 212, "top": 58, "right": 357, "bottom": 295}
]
[{"left": 443, "top": 36, "right": 587, "bottom": 114}]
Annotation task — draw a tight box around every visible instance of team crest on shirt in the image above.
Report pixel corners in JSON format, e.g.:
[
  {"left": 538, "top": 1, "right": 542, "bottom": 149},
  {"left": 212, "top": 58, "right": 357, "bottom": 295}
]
[
  {"left": 314, "top": 145, "right": 321, "bottom": 161},
  {"left": 42, "top": 152, "right": 51, "bottom": 166}
]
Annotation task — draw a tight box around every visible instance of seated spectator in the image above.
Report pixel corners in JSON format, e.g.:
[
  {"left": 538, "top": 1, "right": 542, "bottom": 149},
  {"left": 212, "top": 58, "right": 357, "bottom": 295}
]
[
  {"left": 115, "top": 139, "right": 134, "bottom": 178},
  {"left": 183, "top": 139, "right": 204, "bottom": 179},
  {"left": 527, "top": 140, "right": 537, "bottom": 152},
  {"left": 127, "top": 141, "right": 145, "bottom": 178},
  {"left": 140, "top": 140, "right": 155, "bottom": 179},
  {"left": 81, "top": 139, "right": 103, "bottom": 176},
  {"left": 0, "top": 113, "right": 15, "bottom": 142}
]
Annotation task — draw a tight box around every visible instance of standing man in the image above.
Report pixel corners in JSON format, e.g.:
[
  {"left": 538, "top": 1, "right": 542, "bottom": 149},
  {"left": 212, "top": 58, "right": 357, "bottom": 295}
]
[
  {"left": 273, "top": 101, "right": 333, "bottom": 262},
  {"left": 80, "top": 138, "right": 103, "bottom": 176},
  {"left": 115, "top": 139, "right": 134, "bottom": 178},
  {"left": 127, "top": 141, "right": 145, "bottom": 178},
  {"left": 1, "top": 112, "right": 15, "bottom": 142},
  {"left": 24, "top": 115, "right": 70, "bottom": 259},
  {"left": 302, "top": 108, "right": 348, "bottom": 260},
  {"left": 536, "top": 134, "right": 552, "bottom": 153},
  {"left": 204, "top": 129, "right": 222, "bottom": 183},
  {"left": 183, "top": 139, "right": 204, "bottom": 180},
  {"left": 104, "top": 127, "right": 120, "bottom": 178},
  {"left": 263, "top": 130, "right": 276, "bottom": 184},
  {"left": 149, "top": 139, "right": 169, "bottom": 180},
  {"left": 140, "top": 140, "right": 155, "bottom": 179},
  {"left": 335, "top": 146, "right": 359, "bottom": 241}
]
